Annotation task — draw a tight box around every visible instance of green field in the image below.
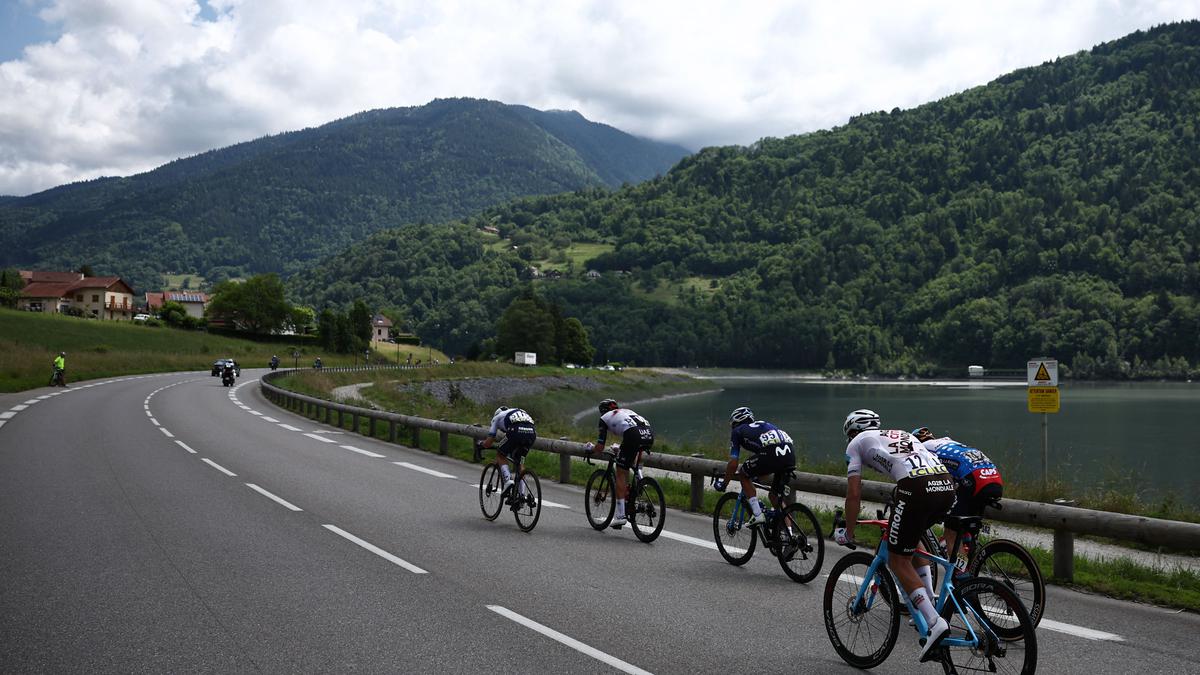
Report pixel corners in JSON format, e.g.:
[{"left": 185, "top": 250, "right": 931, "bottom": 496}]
[
  {"left": 0, "top": 309, "right": 381, "bottom": 391},
  {"left": 161, "top": 273, "right": 208, "bottom": 290},
  {"left": 633, "top": 275, "right": 720, "bottom": 305}
]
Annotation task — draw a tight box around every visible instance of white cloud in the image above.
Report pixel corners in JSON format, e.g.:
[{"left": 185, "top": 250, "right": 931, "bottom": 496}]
[{"left": 0, "top": 0, "right": 1197, "bottom": 195}]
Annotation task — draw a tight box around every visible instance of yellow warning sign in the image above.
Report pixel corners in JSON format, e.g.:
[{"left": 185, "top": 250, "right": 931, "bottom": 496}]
[
  {"left": 1034, "top": 363, "right": 1050, "bottom": 382},
  {"left": 1028, "top": 387, "right": 1060, "bottom": 413}
]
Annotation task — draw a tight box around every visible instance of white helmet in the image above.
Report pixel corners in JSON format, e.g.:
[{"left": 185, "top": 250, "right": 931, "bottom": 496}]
[
  {"left": 494, "top": 406, "right": 510, "bottom": 418},
  {"left": 843, "top": 409, "right": 880, "bottom": 438},
  {"left": 729, "top": 406, "right": 754, "bottom": 427}
]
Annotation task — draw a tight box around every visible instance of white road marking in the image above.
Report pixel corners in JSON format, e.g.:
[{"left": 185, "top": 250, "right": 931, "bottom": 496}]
[
  {"left": 36, "top": 395, "right": 50, "bottom": 400},
  {"left": 11, "top": 405, "right": 28, "bottom": 411},
  {"left": 303, "top": 433, "right": 337, "bottom": 444},
  {"left": 277, "top": 424, "right": 302, "bottom": 431},
  {"left": 159, "top": 427, "right": 174, "bottom": 438},
  {"left": 145, "top": 410, "right": 153, "bottom": 417},
  {"left": 487, "top": 605, "right": 653, "bottom": 675},
  {"left": 541, "top": 499, "right": 571, "bottom": 509},
  {"left": 0, "top": 412, "right": 16, "bottom": 419},
  {"left": 200, "top": 457, "right": 237, "bottom": 476},
  {"left": 1037, "top": 618, "right": 1124, "bottom": 642},
  {"left": 659, "top": 529, "right": 725, "bottom": 552},
  {"left": 322, "top": 525, "right": 427, "bottom": 574},
  {"left": 150, "top": 418, "right": 160, "bottom": 426},
  {"left": 0, "top": 420, "right": 6, "bottom": 428},
  {"left": 22, "top": 399, "right": 38, "bottom": 404},
  {"left": 261, "top": 416, "right": 279, "bottom": 423},
  {"left": 393, "top": 462, "right": 455, "bottom": 479},
  {"left": 249, "top": 411, "right": 263, "bottom": 416},
  {"left": 339, "top": 444, "right": 386, "bottom": 458},
  {"left": 175, "top": 440, "right": 197, "bottom": 454},
  {"left": 246, "top": 483, "right": 303, "bottom": 511}
]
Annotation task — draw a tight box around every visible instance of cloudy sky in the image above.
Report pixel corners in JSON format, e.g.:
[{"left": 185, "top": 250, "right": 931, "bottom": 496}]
[{"left": 1, "top": 0, "right": 1197, "bottom": 196}]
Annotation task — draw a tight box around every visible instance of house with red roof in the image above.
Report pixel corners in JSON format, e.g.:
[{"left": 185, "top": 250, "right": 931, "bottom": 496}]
[
  {"left": 146, "top": 290, "right": 210, "bottom": 318},
  {"left": 17, "top": 271, "right": 136, "bottom": 320}
]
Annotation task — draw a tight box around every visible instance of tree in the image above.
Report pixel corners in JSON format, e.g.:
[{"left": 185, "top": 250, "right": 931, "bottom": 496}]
[
  {"left": 289, "top": 306, "right": 316, "bottom": 334},
  {"left": 205, "top": 273, "right": 291, "bottom": 334},
  {"left": 495, "top": 298, "right": 557, "bottom": 362},
  {"left": 317, "top": 308, "right": 338, "bottom": 350},
  {"left": 559, "top": 317, "right": 595, "bottom": 365},
  {"left": 349, "top": 299, "right": 373, "bottom": 347},
  {"left": 78, "top": 264, "right": 94, "bottom": 277},
  {"left": 159, "top": 300, "right": 188, "bottom": 326}
]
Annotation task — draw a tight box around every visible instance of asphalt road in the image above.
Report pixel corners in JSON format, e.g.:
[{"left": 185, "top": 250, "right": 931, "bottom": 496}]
[{"left": 1, "top": 369, "right": 1198, "bottom": 674}]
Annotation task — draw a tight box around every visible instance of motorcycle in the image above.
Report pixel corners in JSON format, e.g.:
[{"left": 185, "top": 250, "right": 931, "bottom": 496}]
[
  {"left": 221, "top": 367, "right": 236, "bottom": 387},
  {"left": 269, "top": 356, "right": 280, "bottom": 371},
  {"left": 49, "top": 367, "right": 66, "bottom": 387}
]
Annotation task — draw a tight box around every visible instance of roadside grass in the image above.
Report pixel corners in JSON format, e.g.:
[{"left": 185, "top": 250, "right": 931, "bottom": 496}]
[
  {"left": 368, "top": 340, "right": 449, "bottom": 365},
  {"left": 0, "top": 308, "right": 363, "bottom": 391},
  {"left": 270, "top": 364, "right": 1200, "bottom": 612}
]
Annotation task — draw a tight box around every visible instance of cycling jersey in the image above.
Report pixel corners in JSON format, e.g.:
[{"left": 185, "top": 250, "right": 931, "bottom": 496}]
[
  {"left": 919, "top": 437, "right": 1002, "bottom": 495},
  {"left": 598, "top": 408, "right": 653, "bottom": 469},
  {"left": 488, "top": 408, "right": 536, "bottom": 438},
  {"left": 729, "top": 421, "right": 794, "bottom": 459},
  {"left": 845, "top": 429, "right": 949, "bottom": 482}
]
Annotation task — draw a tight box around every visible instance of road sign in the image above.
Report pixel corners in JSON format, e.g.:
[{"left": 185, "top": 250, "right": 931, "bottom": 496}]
[
  {"left": 1028, "top": 387, "right": 1060, "bottom": 413},
  {"left": 1027, "top": 358, "right": 1058, "bottom": 386}
]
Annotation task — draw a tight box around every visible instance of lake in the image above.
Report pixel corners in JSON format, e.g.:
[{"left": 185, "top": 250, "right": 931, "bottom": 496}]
[{"left": 633, "top": 374, "right": 1200, "bottom": 507}]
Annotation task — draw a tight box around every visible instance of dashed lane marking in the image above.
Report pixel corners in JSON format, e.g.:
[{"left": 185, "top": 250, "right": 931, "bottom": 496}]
[
  {"left": 393, "top": 462, "right": 455, "bottom": 479},
  {"left": 322, "top": 525, "right": 427, "bottom": 574},
  {"left": 261, "top": 416, "right": 279, "bottom": 423},
  {"left": 246, "top": 483, "right": 303, "bottom": 511},
  {"left": 11, "top": 405, "right": 28, "bottom": 411},
  {"left": 0, "top": 412, "right": 16, "bottom": 419},
  {"left": 278, "top": 424, "right": 303, "bottom": 431},
  {"left": 1037, "top": 618, "right": 1124, "bottom": 642},
  {"left": 339, "top": 445, "right": 386, "bottom": 458},
  {"left": 487, "top": 605, "right": 653, "bottom": 675},
  {"left": 159, "top": 427, "right": 174, "bottom": 438},
  {"left": 303, "top": 433, "right": 337, "bottom": 444},
  {"left": 200, "top": 457, "right": 237, "bottom": 477},
  {"left": 175, "top": 440, "right": 197, "bottom": 454}
]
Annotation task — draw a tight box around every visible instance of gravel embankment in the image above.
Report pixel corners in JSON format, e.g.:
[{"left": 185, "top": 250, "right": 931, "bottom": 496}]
[{"left": 414, "top": 375, "right": 606, "bottom": 404}]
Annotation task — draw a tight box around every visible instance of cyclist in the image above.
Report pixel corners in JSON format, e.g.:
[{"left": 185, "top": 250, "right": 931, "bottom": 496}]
[
  {"left": 51, "top": 351, "right": 67, "bottom": 386},
  {"left": 836, "top": 409, "right": 956, "bottom": 662},
  {"left": 478, "top": 406, "right": 538, "bottom": 504},
  {"left": 713, "top": 406, "right": 796, "bottom": 527},
  {"left": 585, "top": 398, "right": 653, "bottom": 529},
  {"left": 913, "top": 427, "right": 1004, "bottom": 568}
]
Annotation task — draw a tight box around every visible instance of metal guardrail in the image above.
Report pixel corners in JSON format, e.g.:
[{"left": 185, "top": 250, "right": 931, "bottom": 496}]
[{"left": 260, "top": 369, "right": 1200, "bottom": 581}]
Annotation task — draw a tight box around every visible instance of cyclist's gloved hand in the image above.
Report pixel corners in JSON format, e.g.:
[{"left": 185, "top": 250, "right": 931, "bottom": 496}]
[
  {"left": 834, "top": 527, "right": 850, "bottom": 547},
  {"left": 584, "top": 442, "right": 595, "bottom": 454},
  {"left": 713, "top": 478, "right": 727, "bottom": 492}
]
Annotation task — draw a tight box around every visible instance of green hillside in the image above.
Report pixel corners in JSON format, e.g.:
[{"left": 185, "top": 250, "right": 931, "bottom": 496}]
[
  {"left": 297, "top": 22, "right": 1200, "bottom": 378},
  {"left": 0, "top": 98, "right": 689, "bottom": 292}
]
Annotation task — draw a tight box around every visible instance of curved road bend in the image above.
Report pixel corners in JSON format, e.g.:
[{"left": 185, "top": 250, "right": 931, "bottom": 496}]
[{"left": 1, "top": 370, "right": 1197, "bottom": 673}]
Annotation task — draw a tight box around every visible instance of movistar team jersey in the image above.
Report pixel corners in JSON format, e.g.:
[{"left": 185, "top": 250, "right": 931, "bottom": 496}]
[
  {"left": 596, "top": 408, "right": 650, "bottom": 445},
  {"left": 845, "top": 429, "right": 948, "bottom": 482},
  {"left": 729, "top": 421, "right": 794, "bottom": 459},
  {"left": 920, "top": 437, "right": 1001, "bottom": 483},
  {"left": 488, "top": 408, "right": 536, "bottom": 437}
]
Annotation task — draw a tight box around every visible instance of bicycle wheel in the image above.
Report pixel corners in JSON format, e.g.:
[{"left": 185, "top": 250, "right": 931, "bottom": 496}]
[
  {"left": 584, "top": 469, "right": 615, "bottom": 530},
  {"left": 512, "top": 469, "right": 542, "bottom": 533},
  {"left": 629, "top": 477, "right": 665, "bottom": 543},
  {"left": 969, "top": 539, "right": 1046, "bottom": 632},
  {"left": 479, "top": 464, "right": 504, "bottom": 521},
  {"left": 776, "top": 503, "right": 824, "bottom": 584},
  {"left": 712, "top": 492, "right": 756, "bottom": 565},
  {"left": 943, "top": 576, "right": 1037, "bottom": 674},
  {"left": 823, "top": 551, "right": 900, "bottom": 669}
]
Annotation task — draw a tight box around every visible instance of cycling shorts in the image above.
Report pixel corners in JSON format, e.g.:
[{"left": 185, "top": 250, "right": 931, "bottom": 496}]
[
  {"left": 887, "top": 474, "right": 956, "bottom": 555},
  {"left": 497, "top": 428, "right": 536, "bottom": 462},
  {"left": 950, "top": 481, "right": 1003, "bottom": 518},
  {"left": 738, "top": 452, "right": 796, "bottom": 495},
  {"left": 617, "top": 425, "right": 654, "bottom": 469}
]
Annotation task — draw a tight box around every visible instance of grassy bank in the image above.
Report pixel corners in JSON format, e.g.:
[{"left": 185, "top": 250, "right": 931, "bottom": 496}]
[{"left": 0, "top": 309, "right": 391, "bottom": 392}]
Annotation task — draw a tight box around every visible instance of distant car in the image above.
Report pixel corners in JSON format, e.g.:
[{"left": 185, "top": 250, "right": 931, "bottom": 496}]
[
  {"left": 598, "top": 364, "right": 616, "bottom": 371},
  {"left": 132, "top": 313, "right": 151, "bottom": 322},
  {"left": 211, "top": 359, "right": 241, "bottom": 376}
]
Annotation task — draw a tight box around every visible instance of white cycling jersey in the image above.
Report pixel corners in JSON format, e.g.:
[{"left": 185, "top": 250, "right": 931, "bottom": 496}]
[
  {"left": 596, "top": 408, "right": 650, "bottom": 444},
  {"left": 845, "top": 429, "right": 948, "bottom": 482},
  {"left": 488, "top": 408, "right": 535, "bottom": 437}
]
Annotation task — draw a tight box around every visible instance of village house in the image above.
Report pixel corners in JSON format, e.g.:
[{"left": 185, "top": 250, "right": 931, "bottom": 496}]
[
  {"left": 372, "top": 313, "right": 393, "bottom": 341},
  {"left": 17, "top": 271, "right": 136, "bottom": 320},
  {"left": 146, "top": 290, "right": 210, "bottom": 318}
]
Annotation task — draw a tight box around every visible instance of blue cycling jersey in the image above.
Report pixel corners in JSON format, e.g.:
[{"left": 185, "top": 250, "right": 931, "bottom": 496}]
[
  {"left": 730, "top": 421, "right": 794, "bottom": 459},
  {"left": 922, "top": 438, "right": 997, "bottom": 482}
]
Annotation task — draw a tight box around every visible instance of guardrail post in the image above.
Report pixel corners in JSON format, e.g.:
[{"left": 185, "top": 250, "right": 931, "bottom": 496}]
[
  {"left": 323, "top": 405, "right": 331, "bottom": 424},
  {"left": 559, "top": 439, "right": 571, "bottom": 483},
  {"left": 351, "top": 413, "right": 359, "bottom": 434},
  {"left": 410, "top": 426, "right": 420, "bottom": 448},
  {"left": 388, "top": 420, "right": 397, "bottom": 443},
  {"left": 439, "top": 430, "right": 448, "bottom": 455},
  {"left": 1053, "top": 529, "right": 1074, "bottom": 581},
  {"left": 689, "top": 453, "right": 705, "bottom": 512},
  {"left": 337, "top": 409, "right": 344, "bottom": 429},
  {"left": 368, "top": 416, "right": 376, "bottom": 438}
]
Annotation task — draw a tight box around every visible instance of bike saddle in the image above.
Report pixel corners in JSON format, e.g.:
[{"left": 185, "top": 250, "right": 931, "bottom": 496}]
[{"left": 942, "top": 515, "right": 984, "bottom": 535}]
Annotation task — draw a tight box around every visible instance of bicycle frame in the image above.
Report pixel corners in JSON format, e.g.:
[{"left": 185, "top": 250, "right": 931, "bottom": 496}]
[{"left": 847, "top": 519, "right": 995, "bottom": 652}]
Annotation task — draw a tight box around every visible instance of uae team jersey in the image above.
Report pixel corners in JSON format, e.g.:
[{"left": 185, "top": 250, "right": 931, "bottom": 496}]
[
  {"left": 596, "top": 408, "right": 650, "bottom": 444},
  {"left": 845, "top": 429, "right": 948, "bottom": 482}
]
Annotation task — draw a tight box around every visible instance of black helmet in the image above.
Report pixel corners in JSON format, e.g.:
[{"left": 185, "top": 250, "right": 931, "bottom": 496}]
[
  {"left": 598, "top": 398, "right": 618, "bottom": 414},
  {"left": 730, "top": 406, "right": 754, "bottom": 427}
]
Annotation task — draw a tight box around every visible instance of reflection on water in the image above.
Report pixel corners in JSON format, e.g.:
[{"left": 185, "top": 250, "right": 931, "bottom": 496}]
[{"left": 633, "top": 376, "right": 1200, "bottom": 506}]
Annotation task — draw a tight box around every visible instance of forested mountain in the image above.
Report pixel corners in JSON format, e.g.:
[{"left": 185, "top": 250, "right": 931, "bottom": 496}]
[
  {"left": 299, "top": 22, "right": 1200, "bottom": 378},
  {"left": 0, "top": 98, "right": 689, "bottom": 290}
]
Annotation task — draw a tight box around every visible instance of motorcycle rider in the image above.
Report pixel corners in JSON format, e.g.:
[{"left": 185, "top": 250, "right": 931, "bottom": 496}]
[
  {"left": 270, "top": 354, "right": 280, "bottom": 370},
  {"left": 221, "top": 360, "right": 236, "bottom": 385}
]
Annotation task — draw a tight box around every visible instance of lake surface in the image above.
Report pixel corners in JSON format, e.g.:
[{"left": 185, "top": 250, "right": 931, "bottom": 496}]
[{"left": 633, "top": 375, "right": 1200, "bottom": 507}]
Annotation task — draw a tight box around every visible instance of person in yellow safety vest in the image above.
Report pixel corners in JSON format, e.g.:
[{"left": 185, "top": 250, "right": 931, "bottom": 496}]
[{"left": 52, "top": 351, "right": 67, "bottom": 386}]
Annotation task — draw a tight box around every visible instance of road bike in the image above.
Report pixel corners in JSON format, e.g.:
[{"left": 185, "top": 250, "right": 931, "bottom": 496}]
[
  {"left": 823, "top": 505, "right": 1037, "bottom": 674},
  {"left": 710, "top": 473, "right": 824, "bottom": 583},
  {"left": 919, "top": 499, "right": 1045, "bottom": 632},
  {"left": 584, "top": 445, "right": 665, "bottom": 543},
  {"left": 48, "top": 367, "right": 66, "bottom": 387},
  {"left": 478, "top": 450, "right": 542, "bottom": 533}
]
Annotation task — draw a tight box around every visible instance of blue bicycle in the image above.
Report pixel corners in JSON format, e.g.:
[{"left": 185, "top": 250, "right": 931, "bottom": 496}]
[{"left": 822, "top": 506, "right": 1037, "bottom": 674}]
